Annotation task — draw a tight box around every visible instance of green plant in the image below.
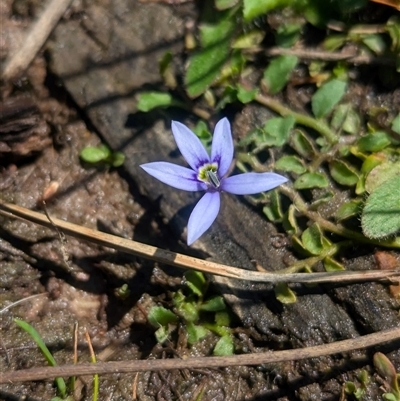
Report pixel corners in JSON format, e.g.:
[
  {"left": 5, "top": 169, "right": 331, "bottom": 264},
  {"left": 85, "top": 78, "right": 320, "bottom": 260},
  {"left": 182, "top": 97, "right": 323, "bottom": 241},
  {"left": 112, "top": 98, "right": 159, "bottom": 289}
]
[{"left": 147, "top": 271, "right": 234, "bottom": 355}]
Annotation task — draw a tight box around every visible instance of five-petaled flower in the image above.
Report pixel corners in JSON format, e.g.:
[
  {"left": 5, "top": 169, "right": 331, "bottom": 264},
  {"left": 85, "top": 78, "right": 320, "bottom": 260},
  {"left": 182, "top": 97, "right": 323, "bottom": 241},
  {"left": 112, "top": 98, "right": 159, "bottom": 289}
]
[{"left": 140, "top": 118, "right": 288, "bottom": 245}]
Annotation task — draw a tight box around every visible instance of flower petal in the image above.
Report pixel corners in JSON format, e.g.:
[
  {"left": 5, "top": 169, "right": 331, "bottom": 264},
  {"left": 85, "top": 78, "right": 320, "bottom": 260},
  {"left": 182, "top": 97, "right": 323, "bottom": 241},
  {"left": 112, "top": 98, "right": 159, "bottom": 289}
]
[
  {"left": 221, "top": 172, "right": 288, "bottom": 195},
  {"left": 187, "top": 191, "right": 220, "bottom": 245},
  {"left": 211, "top": 118, "right": 234, "bottom": 177},
  {"left": 171, "top": 121, "right": 210, "bottom": 171},
  {"left": 140, "top": 162, "right": 207, "bottom": 191}
]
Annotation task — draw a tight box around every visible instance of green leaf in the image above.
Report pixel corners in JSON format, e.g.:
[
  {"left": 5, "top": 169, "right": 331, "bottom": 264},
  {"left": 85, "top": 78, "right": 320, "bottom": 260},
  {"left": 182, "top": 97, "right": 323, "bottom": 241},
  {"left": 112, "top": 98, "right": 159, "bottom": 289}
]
[
  {"left": 263, "top": 55, "right": 298, "bottom": 95},
  {"left": 361, "top": 176, "right": 400, "bottom": 239},
  {"left": 185, "top": 39, "right": 231, "bottom": 98},
  {"left": 362, "top": 34, "right": 386, "bottom": 55},
  {"left": 175, "top": 299, "right": 200, "bottom": 323},
  {"left": 263, "top": 190, "right": 283, "bottom": 222},
  {"left": 344, "top": 381, "right": 357, "bottom": 394},
  {"left": 147, "top": 306, "right": 178, "bottom": 328},
  {"left": 137, "top": 92, "right": 181, "bottom": 112},
  {"left": 186, "top": 322, "right": 208, "bottom": 345},
  {"left": 185, "top": 17, "right": 235, "bottom": 98},
  {"left": 233, "top": 30, "right": 265, "bottom": 49},
  {"left": 274, "top": 283, "right": 297, "bottom": 304},
  {"left": 374, "top": 353, "right": 397, "bottom": 383},
  {"left": 391, "top": 112, "right": 400, "bottom": 135},
  {"left": 331, "top": 104, "right": 360, "bottom": 134},
  {"left": 275, "top": 22, "right": 302, "bottom": 48},
  {"left": 294, "top": 172, "right": 329, "bottom": 189},
  {"left": 329, "top": 159, "right": 359, "bottom": 186},
  {"left": 323, "top": 256, "right": 345, "bottom": 272},
  {"left": 290, "top": 129, "right": 316, "bottom": 159},
  {"left": 275, "top": 155, "right": 306, "bottom": 174},
  {"left": 199, "top": 296, "right": 226, "bottom": 312},
  {"left": 111, "top": 152, "right": 125, "bottom": 167},
  {"left": 213, "top": 335, "right": 234, "bottom": 356},
  {"left": 386, "top": 16, "right": 400, "bottom": 53},
  {"left": 383, "top": 393, "right": 398, "bottom": 401},
  {"left": 311, "top": 79, "right": 347, "bottom": 118},
  {"left": 301, "top": 223, "right": 325, "bottom": 255},
  {"left": 323, "top": 34, "right": 347, "bottom": 51},
  {"left": 243, "top": 0, "right": 290, "bottom": 21},
  {"left": 215, "top": 311, "right": 231, "bottom": 326},
  {"left": 154, "top": 326, "right": 169, "bottom": 344},
  {"left": 357, "top": 131, "right": 391, "bottom": 152},
  {"left": 365, "top": 162, "right": 400, "bottom": 194},
  {"left": 262, "top": 115, "right": 296, "bottom": 146},
  {"left": 215, "top": 0, "right": 239, "bottom": 10},
  {"left": 80, "top": 144, "right": 111, "bottom": 164},
  {"left": 283, "top": 204, "right": 299, "bottom": 235},
  {"left": 184, "top": 271, "right": 207, "bottom": 297},
  {"left": 14, "top": 319, "right": 67, "bottom": 398},
  {"left": 336, "top": 200, "right": 362, "bottom": 222},
  {"left": 237, "top": 85, "right": 257, "bottom": 104}
]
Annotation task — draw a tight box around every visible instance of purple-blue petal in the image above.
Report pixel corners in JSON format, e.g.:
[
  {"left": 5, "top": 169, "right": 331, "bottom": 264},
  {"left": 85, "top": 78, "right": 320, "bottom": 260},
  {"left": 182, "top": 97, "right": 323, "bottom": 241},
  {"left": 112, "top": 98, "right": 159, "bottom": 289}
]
[
  {"left": 171, "top": 121, "right": 210, "bottom": 171},
  {"left": 221, "top": 172, "right": 288, "bottom": 195},
  {"left": 211, "top": 118, "right": 234, "bottom": 177},
  {"left": 140, "top": 162, "right": 207, "bottom": 191},
  {"left": 187, "top": 191, "right": 220, "bottom": 245}
]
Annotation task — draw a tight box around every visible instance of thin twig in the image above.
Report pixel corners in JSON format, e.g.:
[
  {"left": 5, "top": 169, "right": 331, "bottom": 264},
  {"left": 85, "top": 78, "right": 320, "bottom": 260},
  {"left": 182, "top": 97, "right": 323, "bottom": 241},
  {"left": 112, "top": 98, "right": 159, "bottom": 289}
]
[
  {"left": 257, "top": 47, "right": 395, "bottom": 66},
  {"left": 1, "top": 326, "right": 399, "bottom": 383},
  {"left": 254, "top": 93, "right": 339, "bottom": 144},
  {"left": 0, "top": 202, "right": 399, "bottom": 284},
  {"left": 1, "top": 0, "right": 75, "bottom": 81}
]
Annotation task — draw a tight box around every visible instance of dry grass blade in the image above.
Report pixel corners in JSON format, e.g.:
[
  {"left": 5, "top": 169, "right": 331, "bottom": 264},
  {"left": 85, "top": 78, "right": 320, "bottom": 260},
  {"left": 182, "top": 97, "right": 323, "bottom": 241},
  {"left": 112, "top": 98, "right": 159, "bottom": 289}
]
[
  {"left": 1, "top": 326, "right": 399, "bottom": 383},
  {"left": 0, "top": 202, "right": 399, "bottom": 284}
]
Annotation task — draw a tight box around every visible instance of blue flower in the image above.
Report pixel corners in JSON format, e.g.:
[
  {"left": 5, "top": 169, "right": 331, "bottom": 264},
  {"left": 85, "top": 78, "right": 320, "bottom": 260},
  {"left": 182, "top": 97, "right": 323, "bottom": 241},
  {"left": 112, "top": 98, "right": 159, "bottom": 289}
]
[{"left": 140, "top": 118, "right": 288, "bottom": 245}]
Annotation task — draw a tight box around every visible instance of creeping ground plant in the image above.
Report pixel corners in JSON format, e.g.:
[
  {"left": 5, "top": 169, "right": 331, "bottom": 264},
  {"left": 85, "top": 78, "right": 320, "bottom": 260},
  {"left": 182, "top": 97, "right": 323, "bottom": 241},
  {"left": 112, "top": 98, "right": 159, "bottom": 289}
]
[{"left": 140, "top": 118, "right": 287, "bottom": 244}]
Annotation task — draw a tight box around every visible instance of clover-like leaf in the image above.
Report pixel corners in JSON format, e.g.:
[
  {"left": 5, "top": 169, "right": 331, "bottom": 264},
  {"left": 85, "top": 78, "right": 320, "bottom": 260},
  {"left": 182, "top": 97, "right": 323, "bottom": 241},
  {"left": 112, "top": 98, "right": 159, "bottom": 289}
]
[
  {"left": 290, "top": 129, "right": 316, "bottom": 159},
  {"left": 262, "top": 115, "right": 296, "bottom": 146},
  {"left": 137, "top": 92, "right": 182, "bottom": 112},
  {"left": 186, "top": 322, "right": 208, "bottom": 345},
  {"left": 263, "top": 190, "right": 283, "bottom": 222},
  {"left": 80, "top": 144, "right": 111, "bottom": 164},
  {"left": 283, "top": 204, "right": 299, "bottom": 235},
  {"left": 274, "top": 283, "right": 297, "bottom": 304},
  {"left": 243, "top": 0, "right": 290, "bottom": 21},
  {"left": 275, "top": 155, "right": 306, "bottom": 174},
  {"left": 329, "top": 159, "right": 359, "bottom": 186},
  {"left": 365, "top": 162, "right": 400, "bottom": 193},
  {"left": 263, "top": 55, "right": 298, "bottom": 95},
  {"left": 361, "top": 176, "right": 400, "bottom": 239},
  {"left": 336, "top": 199, "right": 362, "bottom": 222},
  {"left": 301, "top": 223, "right": 325, "bottom": 255},
  {"left": 311, "top": 79, "right": 347, "bottom": 118},
  {"left": 184, "top": 271, "right": 207, "bottom": 297},
  {"left": 199, "top": 296, "right": 226, "bottom": 312},
  {"left": 294, "top": 172, "right": 329, "bottom": 189},
  {"left": 323, "top": 256, "right": 345, "bottom": 272},
  {"left": 147, "top": 306, "right": 178, "bottom": 328},
  {"left": 357, "top": 131, "right": 392, "bottom": 152},
  {"left": 213, "top": 334, "right": 234, "bottom": 356}
]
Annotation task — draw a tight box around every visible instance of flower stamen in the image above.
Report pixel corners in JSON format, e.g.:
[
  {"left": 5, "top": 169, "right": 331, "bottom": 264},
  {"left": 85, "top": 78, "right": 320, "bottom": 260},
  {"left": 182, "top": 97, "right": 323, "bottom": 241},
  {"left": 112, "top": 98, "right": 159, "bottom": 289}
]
[
  {"left": 206, "top": 170, "right": 221, "bottom": 188},
  {"left": 198, "top": 163, "right": 220, "bottom": 189}
]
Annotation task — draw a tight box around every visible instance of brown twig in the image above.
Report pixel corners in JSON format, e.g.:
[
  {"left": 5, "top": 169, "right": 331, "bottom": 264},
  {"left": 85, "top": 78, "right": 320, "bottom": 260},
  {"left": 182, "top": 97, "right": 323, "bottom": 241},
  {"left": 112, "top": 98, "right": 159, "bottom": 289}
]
[
  {"left": 1, "top": 326, "right": 399, "bottom": 383},
  {"left": 1, "top": 0, "right": 75, "bottom": 81},
  {"left": 256, "top": 47, "right": 395, "bottom": 66},
  {"left": 0, "top": 202, "right": 399, "bottom": 285}
]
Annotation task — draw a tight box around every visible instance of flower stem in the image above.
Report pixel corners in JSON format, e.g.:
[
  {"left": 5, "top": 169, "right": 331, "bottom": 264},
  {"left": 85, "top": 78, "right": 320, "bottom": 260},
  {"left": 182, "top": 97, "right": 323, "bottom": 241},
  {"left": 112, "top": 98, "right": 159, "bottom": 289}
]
[
  {"left": 255, "top": 93, "right": 338, "bottom": 144},
  {"left": 280, "top": 185, "right": 400, "bottom": 249}
]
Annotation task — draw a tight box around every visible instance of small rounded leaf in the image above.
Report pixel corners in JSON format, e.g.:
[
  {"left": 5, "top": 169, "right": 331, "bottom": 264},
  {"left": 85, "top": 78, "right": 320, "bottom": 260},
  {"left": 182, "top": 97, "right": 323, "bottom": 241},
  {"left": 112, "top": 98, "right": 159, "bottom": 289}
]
[
  {"left": 361, "top": 176, "right": 400, "bottom": 239},
  {"left": 294, "top": 172, "right": 329, "bottom": 189}
]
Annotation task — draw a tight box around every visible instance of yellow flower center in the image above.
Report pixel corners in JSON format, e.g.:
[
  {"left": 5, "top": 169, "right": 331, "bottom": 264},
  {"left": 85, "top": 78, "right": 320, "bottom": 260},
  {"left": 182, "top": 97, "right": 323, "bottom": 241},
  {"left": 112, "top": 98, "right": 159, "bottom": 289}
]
[{"left": 198, "top": 163, "right": 220, "bottom": 189}]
